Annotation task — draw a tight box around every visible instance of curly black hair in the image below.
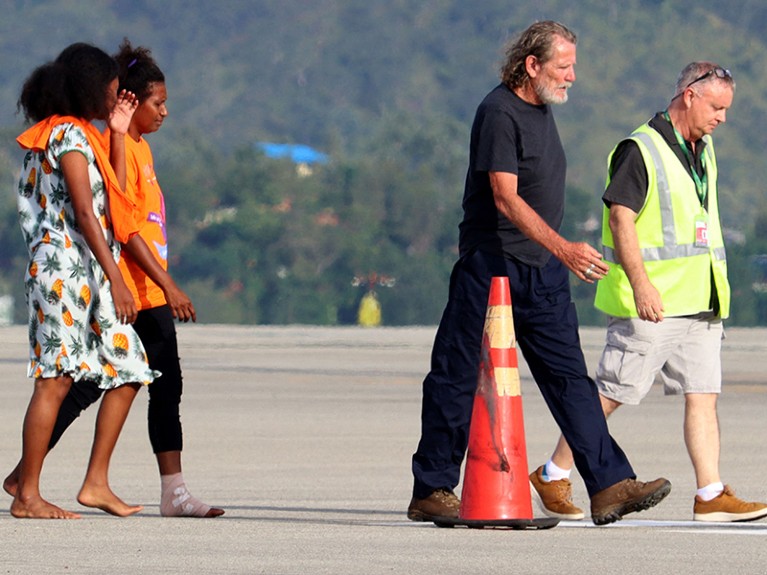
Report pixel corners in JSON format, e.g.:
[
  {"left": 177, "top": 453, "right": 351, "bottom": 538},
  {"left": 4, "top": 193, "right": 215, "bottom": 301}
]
[
  {"left": 114, "top": 38, "right": 165, "bottom": 101},
  {"left": 18, "top": 42, "right": 118, "bottom": 123}
]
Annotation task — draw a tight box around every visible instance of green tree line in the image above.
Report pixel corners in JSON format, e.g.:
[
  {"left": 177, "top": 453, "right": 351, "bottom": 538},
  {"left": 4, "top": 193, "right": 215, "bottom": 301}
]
[{"left": 2, "top": 1, "right": 767, "bottom": 325}]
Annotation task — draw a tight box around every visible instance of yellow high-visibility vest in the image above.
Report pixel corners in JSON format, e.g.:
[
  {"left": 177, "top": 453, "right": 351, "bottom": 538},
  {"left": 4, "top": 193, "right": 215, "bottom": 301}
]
[{"left": 595, "top": 123, "right": 730, "bottom": 318}]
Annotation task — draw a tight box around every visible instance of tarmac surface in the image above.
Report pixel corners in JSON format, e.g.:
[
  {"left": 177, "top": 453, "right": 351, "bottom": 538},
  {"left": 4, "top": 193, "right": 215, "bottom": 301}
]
[{"left": 0, "top": 323, "right": 765, "bottom": 574}]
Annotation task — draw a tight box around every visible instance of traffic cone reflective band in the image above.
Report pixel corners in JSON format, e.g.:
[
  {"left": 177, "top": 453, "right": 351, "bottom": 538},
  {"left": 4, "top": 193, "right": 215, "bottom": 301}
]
[
  {"left": 484, "top": 295, "right": 520, "bottom": 397},
  {"left": 459, "top": 276, "right": 533, "bottom": 521}
]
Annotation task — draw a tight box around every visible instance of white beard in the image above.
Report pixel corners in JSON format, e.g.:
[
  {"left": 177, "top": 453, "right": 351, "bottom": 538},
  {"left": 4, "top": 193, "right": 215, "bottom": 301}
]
[{"left": 535, "top": 82, "right": 569, "bottom": 105}]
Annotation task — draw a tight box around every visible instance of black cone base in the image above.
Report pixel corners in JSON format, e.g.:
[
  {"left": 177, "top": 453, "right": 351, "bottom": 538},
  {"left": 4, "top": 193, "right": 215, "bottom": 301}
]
[{"left": 432, "top": 516, "right": 559, "bottom": 529}]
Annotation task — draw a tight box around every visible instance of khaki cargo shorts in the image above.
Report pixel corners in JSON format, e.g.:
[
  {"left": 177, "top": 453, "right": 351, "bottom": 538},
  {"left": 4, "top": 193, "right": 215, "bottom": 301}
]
[{"left": 596, "top": 312, "right": 723, "bottom": 405}]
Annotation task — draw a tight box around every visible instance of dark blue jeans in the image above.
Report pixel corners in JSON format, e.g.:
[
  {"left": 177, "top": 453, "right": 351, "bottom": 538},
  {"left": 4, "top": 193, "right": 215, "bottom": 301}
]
[{"left": 411, "top": 250, "right": 635, "bottom": 499}]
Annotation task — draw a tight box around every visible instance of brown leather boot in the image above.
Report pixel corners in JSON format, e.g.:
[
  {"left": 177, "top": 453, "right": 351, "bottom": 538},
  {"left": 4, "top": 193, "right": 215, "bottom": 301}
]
[
  {"left": 590, "top": 477, "right": 671, "bottom": 525},
  {"left": 407, "top": 488, "right": 460, "bottom": 521}
]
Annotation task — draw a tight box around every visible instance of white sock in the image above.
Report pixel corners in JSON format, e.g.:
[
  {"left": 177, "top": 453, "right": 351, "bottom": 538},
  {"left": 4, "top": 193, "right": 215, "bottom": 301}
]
[
  {"left": 160, "top": 472, "right": 212, "bottom": 517},
  {"left": 696, "top": 482, "right": 724, "bottom": 502},
  {"left": 543, "top": 460, "right": 572, "bottom": 482}
]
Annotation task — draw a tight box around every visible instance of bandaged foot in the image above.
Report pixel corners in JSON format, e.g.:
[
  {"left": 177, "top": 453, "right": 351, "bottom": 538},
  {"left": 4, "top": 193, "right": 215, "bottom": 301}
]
[{"left": 160, "top": 473, "right": 224, "bottom": 518}]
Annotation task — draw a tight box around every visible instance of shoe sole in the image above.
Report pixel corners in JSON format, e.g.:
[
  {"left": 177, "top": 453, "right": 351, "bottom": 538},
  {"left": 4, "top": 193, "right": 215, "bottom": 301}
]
[
  {"left": 694, "top": 508, "right": 767, "bottom": 522},
  {"left": 529, "top": 480, "right": 585, "bottom": 520},
  {"left": 407, "top": 509, "right": 430, "bottom": 522},
  {"left": 592, "top": 480, "right": 672, "bottom": 526},
  {"left": 407, "top": 508, "right": 460, "bottom": 522}
]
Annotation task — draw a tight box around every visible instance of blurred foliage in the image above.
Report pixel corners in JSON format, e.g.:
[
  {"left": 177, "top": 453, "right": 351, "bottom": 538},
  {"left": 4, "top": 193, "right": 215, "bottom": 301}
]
[{"left": 3, "top": 1, "right": 767, "bottom": 325}]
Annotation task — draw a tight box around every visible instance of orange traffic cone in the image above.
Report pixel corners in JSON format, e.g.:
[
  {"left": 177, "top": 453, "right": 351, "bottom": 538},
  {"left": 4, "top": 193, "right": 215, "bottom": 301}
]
[{"left": 433, "top": 276, "right": 557, "bottom": 529}]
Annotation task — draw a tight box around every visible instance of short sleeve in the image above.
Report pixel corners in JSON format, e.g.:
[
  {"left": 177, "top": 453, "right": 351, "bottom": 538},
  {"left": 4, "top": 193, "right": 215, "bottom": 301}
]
[
  {"left": 474, "top": 108, "right": 519, "bottom": 175},
  {"left": 602, "top": 139, "right": 648, "bottom": 213},
  {"left": 46, "top": 124, "right": 95, "bottom": 169}
]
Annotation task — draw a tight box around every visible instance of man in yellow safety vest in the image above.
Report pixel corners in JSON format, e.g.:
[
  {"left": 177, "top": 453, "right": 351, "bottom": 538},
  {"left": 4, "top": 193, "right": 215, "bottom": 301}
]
[{"left": 530, "top": 62, "right": 767, "bottom": 523}]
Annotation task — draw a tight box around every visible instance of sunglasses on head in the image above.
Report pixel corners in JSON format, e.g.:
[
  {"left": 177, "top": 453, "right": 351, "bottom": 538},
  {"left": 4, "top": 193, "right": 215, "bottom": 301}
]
[{"left": 685, "top": 67, "right": 733, "bottom": 90}]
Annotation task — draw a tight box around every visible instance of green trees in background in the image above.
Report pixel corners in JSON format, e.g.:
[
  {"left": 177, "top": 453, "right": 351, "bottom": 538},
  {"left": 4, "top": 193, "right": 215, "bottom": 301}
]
[
  {"left": 5, "top": 107, "right": 767, "bottom": 326},
  {"left": 150, "top": 118, "right": 767, "bottom": 326},
  {"left": 150, "top": 111, "right": 465, "bottom": 325},
  {"left": 3, "top": 1, "right": 767, "bottom": 325}
]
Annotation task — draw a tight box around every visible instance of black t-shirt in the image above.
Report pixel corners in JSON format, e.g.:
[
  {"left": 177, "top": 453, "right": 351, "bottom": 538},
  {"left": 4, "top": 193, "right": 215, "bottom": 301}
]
[
  {"left": 603, "top": 112, "right": 708, "bottom": 212},
  {"left": 458, "top": 83, "right": 566, "bottom": 267}
]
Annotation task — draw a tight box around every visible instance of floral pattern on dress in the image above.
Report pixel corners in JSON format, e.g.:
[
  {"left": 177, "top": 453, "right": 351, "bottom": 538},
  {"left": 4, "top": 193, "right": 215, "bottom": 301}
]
[{"left": 17, "top": 123, "right": 158, "bottom": 389}]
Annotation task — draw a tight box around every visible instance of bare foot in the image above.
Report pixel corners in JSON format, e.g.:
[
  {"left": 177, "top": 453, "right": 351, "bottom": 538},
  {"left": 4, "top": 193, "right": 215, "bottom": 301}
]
[
  {"left": 206, "top": 506, "right": 225, "bottom": 518},
  {"left": 3, "top": 470, "right": 19, "bottom": 498},
  {"left": 78, "top": 485, "right": 143, "bottom": 517},
  {"left": 11, "top": 494, "right": 81, "bottom": 519}
]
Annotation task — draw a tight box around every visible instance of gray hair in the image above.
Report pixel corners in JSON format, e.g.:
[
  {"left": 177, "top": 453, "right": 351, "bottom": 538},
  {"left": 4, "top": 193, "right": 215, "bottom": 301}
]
[
  {"left": 673, "top": 61, "right": 735, "bottom": 98},
  {"left": 500, "top": 21, "right": 577, "bottom": 89}
]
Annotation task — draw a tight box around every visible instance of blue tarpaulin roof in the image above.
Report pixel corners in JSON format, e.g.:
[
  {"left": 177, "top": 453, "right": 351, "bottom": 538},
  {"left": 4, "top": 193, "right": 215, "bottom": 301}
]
[{"left": 256, "top": 142, "right": 329, "bottom": 165}]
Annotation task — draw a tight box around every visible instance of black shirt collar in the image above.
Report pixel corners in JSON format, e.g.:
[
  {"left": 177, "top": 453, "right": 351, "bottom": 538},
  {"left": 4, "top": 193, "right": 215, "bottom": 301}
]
[{"left": 649, "top": 111, "right": 706, "bottom": 177}]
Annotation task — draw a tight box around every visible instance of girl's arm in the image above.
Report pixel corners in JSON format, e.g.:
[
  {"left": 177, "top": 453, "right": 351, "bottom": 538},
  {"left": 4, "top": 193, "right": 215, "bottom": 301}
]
[
  {"left": 122, "top": 235, "right": 197, "bottom": 322},
  {"left": 61, "top": 151, "right": 137, "bottom": 324},
  {"left": 107, "top": 92, "right": 195, "bottom": 322}
]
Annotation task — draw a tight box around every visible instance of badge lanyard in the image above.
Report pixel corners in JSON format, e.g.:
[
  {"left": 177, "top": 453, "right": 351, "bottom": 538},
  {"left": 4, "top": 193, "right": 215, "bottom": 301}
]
[
  {"left": 663, "top": 111, "right": 707, "bottom": 207},
  {"left": 663, "top": 111, "right": 709, "bottom": 248}
]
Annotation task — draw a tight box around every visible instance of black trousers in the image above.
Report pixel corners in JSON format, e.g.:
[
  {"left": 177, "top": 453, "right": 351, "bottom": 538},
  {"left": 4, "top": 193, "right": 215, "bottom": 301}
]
[
  {"left": 50, "top": 304, "right": 184, "bottom": 454},
  {"left": 411, "top": 250, "right": 635, "bottom": 499}
]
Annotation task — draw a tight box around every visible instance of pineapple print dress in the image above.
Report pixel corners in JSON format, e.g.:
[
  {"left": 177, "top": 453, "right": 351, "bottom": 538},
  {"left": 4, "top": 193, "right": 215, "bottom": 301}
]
[{"left": 17, "top": 122, "right": 157, "bottom": 389}]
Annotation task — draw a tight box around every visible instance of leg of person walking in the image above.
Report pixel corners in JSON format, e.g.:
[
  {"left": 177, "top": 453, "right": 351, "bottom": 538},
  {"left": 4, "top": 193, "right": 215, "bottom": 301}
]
[
  {"left": 135, "top": 306, "right": 223, "bottom": 517},
  {"left": 11, "top": 376, "right": 81, "bottom": 519},
  {"left": 507, "top": 257, "right": 669, "bottom": 525},
  {"left": 409, "top": 253, "right": 490, "bottom": 520},
  {"left": 78, "top": 382, "right": 143, "bottom": 517},
  {"left": 4, "top": 380, "right": 103, "bottom": 498}
]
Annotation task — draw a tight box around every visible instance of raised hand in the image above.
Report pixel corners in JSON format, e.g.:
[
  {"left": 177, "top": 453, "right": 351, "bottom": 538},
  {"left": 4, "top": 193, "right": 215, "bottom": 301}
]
[{"left": 108, "top": 90, "right": 138, "bottom": 136}]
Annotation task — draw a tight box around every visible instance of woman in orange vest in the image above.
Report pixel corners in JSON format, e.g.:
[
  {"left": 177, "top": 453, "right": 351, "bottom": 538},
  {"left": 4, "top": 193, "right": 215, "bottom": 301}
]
[{"left": 10, "top": 43, "right": 157, "bottom": 519}]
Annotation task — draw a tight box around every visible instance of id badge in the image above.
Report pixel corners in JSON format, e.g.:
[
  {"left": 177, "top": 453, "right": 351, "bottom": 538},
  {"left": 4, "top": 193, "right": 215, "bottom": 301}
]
[{"left": 695, "top": 215, "right": 709, "bottom": 248}]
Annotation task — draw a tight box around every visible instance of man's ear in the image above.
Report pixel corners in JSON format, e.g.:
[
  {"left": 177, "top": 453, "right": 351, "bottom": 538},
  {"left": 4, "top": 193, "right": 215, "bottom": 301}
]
[
  {"left": 682, "top": 88, "right": 696, "bottom": 109},
  {"left": 525, "top": 54, "right": 540, "bottom": 79}
]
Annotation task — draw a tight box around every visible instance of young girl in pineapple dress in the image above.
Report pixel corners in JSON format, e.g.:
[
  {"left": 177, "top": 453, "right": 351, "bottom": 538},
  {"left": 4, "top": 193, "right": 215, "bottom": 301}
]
[
  {"left": 11, "top": 42, "right": 157, "bottom": 519},
  {"left": 19, "top": 118, "right": 153, "bottom": 386},
  {"left": 9, "top": 40, "right": 224, "bottom": 518}
]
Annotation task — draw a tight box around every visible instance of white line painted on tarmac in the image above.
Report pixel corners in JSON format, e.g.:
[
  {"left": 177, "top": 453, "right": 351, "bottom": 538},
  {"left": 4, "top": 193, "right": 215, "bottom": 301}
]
[{"left": 556, "top": 519, "right": 767, "bottom": 533}]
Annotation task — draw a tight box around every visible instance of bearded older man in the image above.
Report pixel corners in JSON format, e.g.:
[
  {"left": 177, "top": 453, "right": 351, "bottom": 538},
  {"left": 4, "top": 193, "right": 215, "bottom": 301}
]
[{"left": 408, "top": 20, "right": 671, "bottom": 526}]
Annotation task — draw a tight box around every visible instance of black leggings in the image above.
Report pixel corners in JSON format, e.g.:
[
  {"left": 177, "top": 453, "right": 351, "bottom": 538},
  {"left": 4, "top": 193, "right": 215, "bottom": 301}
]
[{"left": 50, "top": 305, "right": 183, "bottom": 454}]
